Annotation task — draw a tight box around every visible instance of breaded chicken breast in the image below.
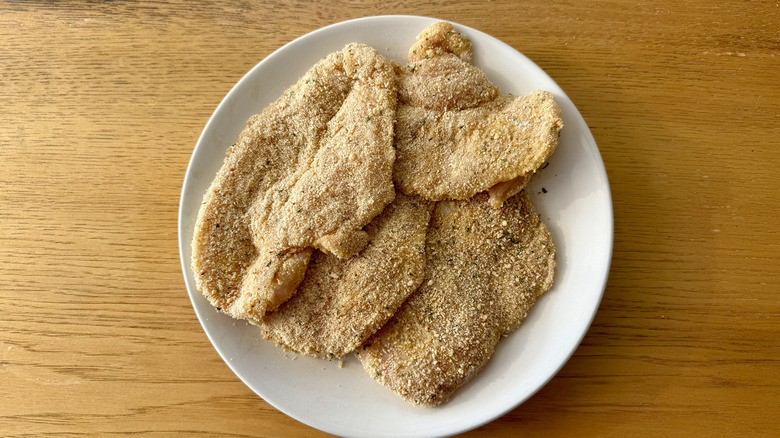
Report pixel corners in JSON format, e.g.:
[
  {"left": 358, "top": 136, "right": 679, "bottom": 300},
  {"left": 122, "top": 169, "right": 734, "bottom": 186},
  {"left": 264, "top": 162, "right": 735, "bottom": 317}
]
[
  {"left": 192, "top": 44, "right": 397, "bottom": 320},
  {"left": 358, "top": 192, "right": 555, "bottom": 406},
  {"left": 258, "top": 194, "right": 433, "bottom": 359},
  {"left": 393, "top": 22, "right": 562, "bottom": 205}
]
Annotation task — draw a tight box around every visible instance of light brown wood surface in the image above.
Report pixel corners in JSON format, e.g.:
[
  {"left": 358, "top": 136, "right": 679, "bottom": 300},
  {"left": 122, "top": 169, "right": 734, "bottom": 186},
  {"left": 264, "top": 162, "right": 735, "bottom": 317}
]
[{"left": 1, "top": 1, "right": 778, "bottom": 436}]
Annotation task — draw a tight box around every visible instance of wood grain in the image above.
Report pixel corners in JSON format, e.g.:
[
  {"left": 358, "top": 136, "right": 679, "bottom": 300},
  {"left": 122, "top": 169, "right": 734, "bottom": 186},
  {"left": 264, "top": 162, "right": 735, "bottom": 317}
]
[{"left": 1, "top": 1, "right": 777, "bottom": 436}]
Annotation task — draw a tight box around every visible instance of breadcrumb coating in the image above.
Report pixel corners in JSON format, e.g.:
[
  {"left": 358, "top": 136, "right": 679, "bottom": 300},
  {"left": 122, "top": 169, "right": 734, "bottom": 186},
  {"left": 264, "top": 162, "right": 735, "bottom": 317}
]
[
  {"left": 357, "top": 192, "right": 555, "bottom": 406},
  {"left": 249, "top": 43, "right": 397, "bottom": 259},
  {"left": 258, "top": 194, "right": 433, "bottom": 359},
  {"left": 393, "top": 22, "right": 562, "bottom": 204},
  {"left": 192, "top": 43, "right": 397, "bottom": 320}
]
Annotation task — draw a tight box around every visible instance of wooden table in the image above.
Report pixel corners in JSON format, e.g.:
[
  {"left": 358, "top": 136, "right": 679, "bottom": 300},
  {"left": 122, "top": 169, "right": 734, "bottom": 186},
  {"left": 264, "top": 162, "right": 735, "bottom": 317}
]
[{"left": 2, "top": 1, "right": 777, "bottom": 436}]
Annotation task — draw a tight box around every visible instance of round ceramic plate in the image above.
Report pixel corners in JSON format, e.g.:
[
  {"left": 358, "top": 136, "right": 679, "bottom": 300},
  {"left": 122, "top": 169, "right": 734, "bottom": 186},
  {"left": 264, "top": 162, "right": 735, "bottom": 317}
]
[{"left": 179, "top": 15, "right": 613, "bottom": 438}]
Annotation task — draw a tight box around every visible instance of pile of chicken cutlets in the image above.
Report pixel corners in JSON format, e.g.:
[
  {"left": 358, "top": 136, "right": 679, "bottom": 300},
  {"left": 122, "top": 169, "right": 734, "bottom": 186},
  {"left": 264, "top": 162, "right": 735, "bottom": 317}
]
[{"left": 192, "top": 21, "right": 561, "bottom": 406}]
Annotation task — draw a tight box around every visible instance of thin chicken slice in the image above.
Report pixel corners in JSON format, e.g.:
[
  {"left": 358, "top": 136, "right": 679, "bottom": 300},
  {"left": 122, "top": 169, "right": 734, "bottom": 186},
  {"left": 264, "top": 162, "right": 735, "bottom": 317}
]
[
  {"left": 393, "top": 21, "right": 562, "bottom": 204},
  {"left": 259, "top": 194, "right": 433, "bottom": 359},
  {"left": 192, "top": 43, "right": 397, "bottom": 319},
  {"left": 358, "top": 192, "right": 555, "bottom": 406}
]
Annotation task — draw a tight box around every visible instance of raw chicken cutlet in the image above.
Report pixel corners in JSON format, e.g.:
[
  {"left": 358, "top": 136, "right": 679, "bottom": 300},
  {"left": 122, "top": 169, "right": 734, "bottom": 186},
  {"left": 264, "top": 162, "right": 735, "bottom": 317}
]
[
  {"left": 258, "top": 194, "right": 433, "bottom": 359},
  {"left": 192, "top": 43, "right": 397, "bottom": 321},
  {"left": 357, "top": 192, "right": 556, "bottom": 406},
  {"left": 393, "top": 21, "right": 562, "bottom": 206}
]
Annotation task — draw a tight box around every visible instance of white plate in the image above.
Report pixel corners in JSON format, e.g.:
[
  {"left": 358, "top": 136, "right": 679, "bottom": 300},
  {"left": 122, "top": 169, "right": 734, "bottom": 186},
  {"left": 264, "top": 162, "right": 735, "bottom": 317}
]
[{"left": 178, "top": 15, "right": 613, "bottom": 438}]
